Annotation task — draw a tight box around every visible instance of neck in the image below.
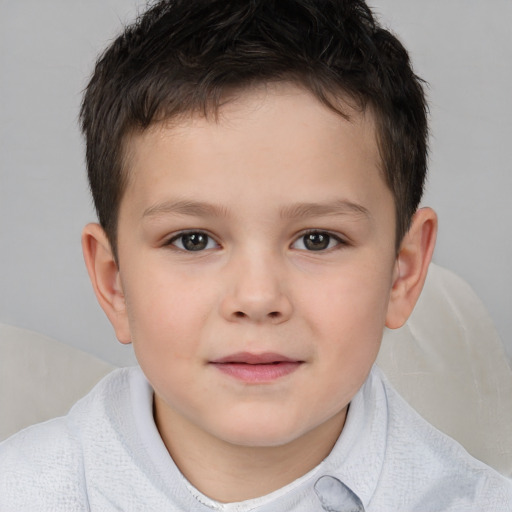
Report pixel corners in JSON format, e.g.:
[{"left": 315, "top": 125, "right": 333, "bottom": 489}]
[{"left": 154, "top": 398, "right": 347, "bottom": 503}]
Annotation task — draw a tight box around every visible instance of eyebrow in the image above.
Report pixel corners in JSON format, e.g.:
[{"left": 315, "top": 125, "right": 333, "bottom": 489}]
[
  {"left": 142, "top": 198, "right": 370, "bottom": 221},
  {"left": 142, "top": 199, "right": 230, "bottom": 219},
  {"left": 279, "top": 200, "right": 371, "bottom": 220}
]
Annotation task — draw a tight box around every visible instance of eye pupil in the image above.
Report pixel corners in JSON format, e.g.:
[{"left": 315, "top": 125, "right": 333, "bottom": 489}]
[
  {"left": 304, "top": 232, "right": 330, "bottom": 250},
  {"left": 183, "top": 233, "right": 208, "bottom": 251}
]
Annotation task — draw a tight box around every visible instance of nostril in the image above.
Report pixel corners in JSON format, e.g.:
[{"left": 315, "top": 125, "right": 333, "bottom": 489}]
[{"left": 232, "top": 311, "right": 281, "bottom": 319}]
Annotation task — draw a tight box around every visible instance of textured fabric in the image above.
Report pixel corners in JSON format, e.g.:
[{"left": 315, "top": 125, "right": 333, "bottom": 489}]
[{"left": 0, "top": 366, "right": 511, "bottom": 511}]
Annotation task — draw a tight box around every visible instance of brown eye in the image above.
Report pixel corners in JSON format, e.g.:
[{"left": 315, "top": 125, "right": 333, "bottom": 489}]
[
  {"left": 291, "top": 231, "right": 342, "bottom": 251},
  {"left": 303, "top": 232, "right": 331, "bottom": 251},
  {"left": 170, "top": 232, "right": 216, "bottom": 251}
]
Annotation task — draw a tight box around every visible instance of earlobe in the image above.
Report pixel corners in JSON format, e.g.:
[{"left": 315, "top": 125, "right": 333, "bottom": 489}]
[
  {"left": 385, "top": 207, "right": 437, "bottom": 329},
  {"left": 81, "top": 223, "right": 131, "bottom": 344}
]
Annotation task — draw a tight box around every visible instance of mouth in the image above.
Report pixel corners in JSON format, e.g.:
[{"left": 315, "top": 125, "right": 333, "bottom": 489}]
[{"left": 209, "top": 352, "right": 304, "bottom": 383}]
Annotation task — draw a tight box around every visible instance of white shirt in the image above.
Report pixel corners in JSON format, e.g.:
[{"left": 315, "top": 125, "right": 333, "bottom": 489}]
[{"left": 0, "top": 366, "right": 511, "bottom": 511}]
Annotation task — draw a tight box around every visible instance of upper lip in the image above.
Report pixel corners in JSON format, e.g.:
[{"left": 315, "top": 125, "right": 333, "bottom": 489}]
[{"left": 210, "top": 352, "right": 300, "bottom": 364}]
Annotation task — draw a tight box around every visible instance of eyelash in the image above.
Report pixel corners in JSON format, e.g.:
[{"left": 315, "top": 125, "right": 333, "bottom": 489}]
[{"left": 166, "top": 229, "right": 347, "bottom": 253}]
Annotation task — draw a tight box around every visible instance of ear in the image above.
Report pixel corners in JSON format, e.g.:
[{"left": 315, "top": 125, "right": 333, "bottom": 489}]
[
  {"left": 82, "top": 223, "right": 131, "bottom": 344},
  {"left": 385, "top": 207, "right": 437, "bottom": 329}
]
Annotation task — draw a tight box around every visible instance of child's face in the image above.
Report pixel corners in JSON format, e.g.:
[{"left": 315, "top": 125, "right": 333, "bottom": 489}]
[{"left": 114, "top": 84, "right": 398, "bottom": 447}]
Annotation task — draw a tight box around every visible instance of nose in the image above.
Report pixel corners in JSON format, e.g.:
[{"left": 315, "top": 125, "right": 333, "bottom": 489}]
[{"left": 219, "top": 250, "right": 293, "bottom": 324}]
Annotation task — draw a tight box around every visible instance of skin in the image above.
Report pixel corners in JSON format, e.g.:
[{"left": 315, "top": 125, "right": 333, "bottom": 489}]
[{"left": 83, "top": 83, "right": 437, "bottom": 503}]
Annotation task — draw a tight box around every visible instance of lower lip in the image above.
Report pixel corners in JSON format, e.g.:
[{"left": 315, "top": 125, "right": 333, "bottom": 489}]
[{"left": 211, "top": 361, "right": 302, "bottom": 383}]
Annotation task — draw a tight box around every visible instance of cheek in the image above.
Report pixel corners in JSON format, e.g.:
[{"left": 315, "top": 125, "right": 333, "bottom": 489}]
[
  {"left": 315, "top": 263, "right": 391, "bottom": 327},
  {"left": 122, "top": 267, "right": 217, "bottom": 362},
  {"left": 298, "top": 267, "right": 391, "bottom": 420},
  {"left": 305, "top": 261, "right": 393, "bottom": 368}
]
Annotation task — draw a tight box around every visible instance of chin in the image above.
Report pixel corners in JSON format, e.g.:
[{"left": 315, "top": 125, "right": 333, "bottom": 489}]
[
  {"left": 223, "top": 431, "right": 302, "bottom": 448},
  {"left": 212, "top": 417, "right": 315, "bottom": 448}
]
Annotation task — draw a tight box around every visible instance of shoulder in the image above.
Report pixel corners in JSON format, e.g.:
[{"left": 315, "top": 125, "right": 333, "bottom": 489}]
[
  {"left": 371, "top": 367, "right": 512, "bottom": 510},
  {"left": 0, "top": 415, "right": 86, "bottom": 510},
  {"left": 0, "top": 367, "right": 135, "bottom": 511}
]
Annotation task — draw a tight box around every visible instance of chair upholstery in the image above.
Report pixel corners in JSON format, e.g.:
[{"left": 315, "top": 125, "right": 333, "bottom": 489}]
[
  {"left": 1, "top": 263, "right": 511, "bottom": 476},
  {"left": 377, "top": 263, "right": 512, "bottom": 476},
  {"left": 0, "top": 324, "right": 114, "bottom": 441}
]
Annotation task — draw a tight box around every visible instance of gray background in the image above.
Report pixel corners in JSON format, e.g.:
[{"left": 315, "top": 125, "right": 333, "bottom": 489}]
[{"left": 1, "top": 1, "right": 511, "bottom": 366}]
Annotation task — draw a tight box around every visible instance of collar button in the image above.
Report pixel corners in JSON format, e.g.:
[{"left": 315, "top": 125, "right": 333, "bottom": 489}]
[{"left": 314, "top": 475, "right": 364, "bottom": 512}]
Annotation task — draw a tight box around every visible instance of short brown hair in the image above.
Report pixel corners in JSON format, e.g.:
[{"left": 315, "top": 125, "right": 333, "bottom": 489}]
[{"left": 80, "top": 0, "right": 428, "bottom": 258}]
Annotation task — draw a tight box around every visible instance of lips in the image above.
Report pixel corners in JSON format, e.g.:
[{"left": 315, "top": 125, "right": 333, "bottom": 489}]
[
  {"left": 211, "top": 352, "right": 297, "bottom": 364},
  {"left": 210, "top": 352, "right": 303, "bottom": 383}
]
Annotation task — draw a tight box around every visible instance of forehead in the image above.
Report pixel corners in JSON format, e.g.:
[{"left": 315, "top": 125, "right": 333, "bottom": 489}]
[{"left": 119, "top": 83, "right": 388, "bottom": 219}]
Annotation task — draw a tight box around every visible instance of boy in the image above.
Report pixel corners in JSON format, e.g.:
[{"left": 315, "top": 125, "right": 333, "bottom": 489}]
[{"left": 1, "top": 0, "right": 511, "bottom": 510}]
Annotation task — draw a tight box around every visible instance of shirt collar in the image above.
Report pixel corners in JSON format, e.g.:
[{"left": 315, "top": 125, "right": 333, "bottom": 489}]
[{"left": 318, "top": 366, "right": 387, "bottom": 508}]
